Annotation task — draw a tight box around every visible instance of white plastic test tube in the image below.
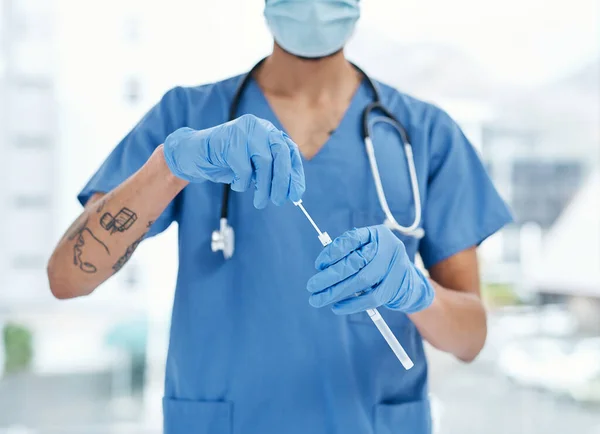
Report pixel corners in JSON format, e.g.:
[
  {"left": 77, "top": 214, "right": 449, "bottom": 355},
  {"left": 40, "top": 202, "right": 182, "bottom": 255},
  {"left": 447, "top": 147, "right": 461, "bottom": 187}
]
[{"left": 294, "top": 201, "right": 414, "bottom": 370}]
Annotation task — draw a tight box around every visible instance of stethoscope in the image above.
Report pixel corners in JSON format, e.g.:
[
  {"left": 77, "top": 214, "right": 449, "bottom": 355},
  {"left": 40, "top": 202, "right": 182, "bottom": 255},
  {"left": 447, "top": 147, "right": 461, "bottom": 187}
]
[{"left": 211, "top": 58, "right": 424, "bottom": 259}]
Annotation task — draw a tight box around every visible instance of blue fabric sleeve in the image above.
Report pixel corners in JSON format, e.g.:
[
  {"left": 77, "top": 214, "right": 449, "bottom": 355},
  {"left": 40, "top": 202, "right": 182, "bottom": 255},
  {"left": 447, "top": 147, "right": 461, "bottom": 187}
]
[
  {"left": 77, "top": 87, "right": 186, "bottom": 238},
  {"left": 419, "top": 109, "right": 514, "bottom": 268}
]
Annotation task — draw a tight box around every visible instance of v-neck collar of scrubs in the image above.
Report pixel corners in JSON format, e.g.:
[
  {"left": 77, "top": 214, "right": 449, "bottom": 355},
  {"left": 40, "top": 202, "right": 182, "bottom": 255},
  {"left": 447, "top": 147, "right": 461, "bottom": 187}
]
[{"left": 246, "top": 78, "right": 368, "bottom": 163}]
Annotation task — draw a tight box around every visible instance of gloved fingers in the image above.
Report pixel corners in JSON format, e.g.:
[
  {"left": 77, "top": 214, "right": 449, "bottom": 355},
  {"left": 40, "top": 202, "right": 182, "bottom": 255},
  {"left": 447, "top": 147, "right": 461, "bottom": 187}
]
[
  {"left": 250, "top": 140, "right": 274, "bottom": 209},
  {"left": 163, "top": 127, "right": 204, "bottom": 182},
  {"left": 283, "top": 134, "right": 306, "bottom": 202},
  {"left": 331, "top": 291, "right": 380, "bottom": 315},
  {"left": 270, "top": 131, "right": 293, "bottom": 206},
  {"left": 307, "top": 244, "right": 375, "bottom": 294},
  {"left": 308, "top": 260, "right": 380, "bottom": 308},
  {"left": 315, "top": 227, "right": 373, "bottom": 270},
  {"left": 255, "top": 116, "right": 277, "bottom": 131},
  {"left": 227, "top": 115, "right": 263, "bottom": 193},
  {"left": 228, "top": 146, "right": 253, "bottom": 193}
]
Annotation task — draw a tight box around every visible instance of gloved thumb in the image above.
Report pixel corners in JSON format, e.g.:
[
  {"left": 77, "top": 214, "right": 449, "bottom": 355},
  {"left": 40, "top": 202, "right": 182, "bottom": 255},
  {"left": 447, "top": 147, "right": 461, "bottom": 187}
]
[
  {"left": 284, "top": 135, "right": 306, "bottom": 203},
  {"left": 315, "top": 227, "right": 372, "bottom": 270}
]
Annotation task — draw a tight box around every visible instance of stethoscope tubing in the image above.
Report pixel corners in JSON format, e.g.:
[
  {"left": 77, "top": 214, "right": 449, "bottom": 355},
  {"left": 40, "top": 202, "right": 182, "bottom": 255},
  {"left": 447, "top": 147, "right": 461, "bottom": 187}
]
[{"left": 215, "top": 58, "right": 423, "bottom": 256}]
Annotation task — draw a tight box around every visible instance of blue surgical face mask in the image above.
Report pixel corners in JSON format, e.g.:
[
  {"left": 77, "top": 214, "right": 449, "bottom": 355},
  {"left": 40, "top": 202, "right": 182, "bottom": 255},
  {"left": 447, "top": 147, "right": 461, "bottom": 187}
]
[{"left": 264, "top": 0, "right": 360, "bottom": 59}]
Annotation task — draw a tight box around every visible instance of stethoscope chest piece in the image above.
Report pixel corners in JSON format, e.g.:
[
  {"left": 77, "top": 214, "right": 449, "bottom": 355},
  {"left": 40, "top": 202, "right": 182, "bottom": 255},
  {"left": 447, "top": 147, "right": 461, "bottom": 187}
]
[{"left": 212, "top": 217, "right": 235, "bottom": 259}]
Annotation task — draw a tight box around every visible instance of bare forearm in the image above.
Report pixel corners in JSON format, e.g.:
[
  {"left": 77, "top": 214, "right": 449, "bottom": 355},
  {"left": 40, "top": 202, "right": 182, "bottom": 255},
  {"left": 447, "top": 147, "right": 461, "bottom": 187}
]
[
  {"left": 408, "top": 280, "right": 487, "bottom": 362},
  {"left": 47, "top": 145, "right": 187, "bottom": 299}
]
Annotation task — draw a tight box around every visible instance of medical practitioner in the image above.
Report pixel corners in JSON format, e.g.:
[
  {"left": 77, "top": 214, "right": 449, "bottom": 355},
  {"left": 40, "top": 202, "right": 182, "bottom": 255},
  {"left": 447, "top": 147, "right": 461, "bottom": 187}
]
[{"left": 47, "top": 1, "right": 512, "bottom": 433}]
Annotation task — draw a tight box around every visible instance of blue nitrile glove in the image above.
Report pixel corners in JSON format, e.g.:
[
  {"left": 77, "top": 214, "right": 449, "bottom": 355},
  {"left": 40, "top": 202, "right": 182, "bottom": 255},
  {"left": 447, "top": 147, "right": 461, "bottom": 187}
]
[
  {"left": 307, "top": 225, "right": 435, "bottom": 315},
  {"left": 163, "top": 114, "right": 305, "bottom": 208}
]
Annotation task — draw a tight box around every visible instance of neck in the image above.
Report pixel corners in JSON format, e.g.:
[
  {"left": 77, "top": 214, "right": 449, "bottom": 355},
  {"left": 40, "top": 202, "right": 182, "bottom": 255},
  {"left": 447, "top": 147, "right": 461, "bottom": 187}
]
[{"left": 255, "top": 44, "right": 360, "bottom": 100}]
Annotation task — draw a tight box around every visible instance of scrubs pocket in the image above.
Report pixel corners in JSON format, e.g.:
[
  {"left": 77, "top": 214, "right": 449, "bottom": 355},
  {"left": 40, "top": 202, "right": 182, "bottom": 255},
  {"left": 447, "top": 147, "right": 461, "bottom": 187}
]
[
  {"left": 374, "top": 399, "right": 432, "bottom": 434},
  {"left": 163, "top": 397, "right": 233, "bottom": 434}
]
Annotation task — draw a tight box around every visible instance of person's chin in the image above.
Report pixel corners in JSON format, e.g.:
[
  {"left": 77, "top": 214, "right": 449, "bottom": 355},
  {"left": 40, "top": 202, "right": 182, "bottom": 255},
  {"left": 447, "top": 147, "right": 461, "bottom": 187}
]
[
  {"left": 295, "top": 49, "right": 343, "bottom": 61},
  {"left": 279, "top": 44, "right": 343, "bottom": 61}
]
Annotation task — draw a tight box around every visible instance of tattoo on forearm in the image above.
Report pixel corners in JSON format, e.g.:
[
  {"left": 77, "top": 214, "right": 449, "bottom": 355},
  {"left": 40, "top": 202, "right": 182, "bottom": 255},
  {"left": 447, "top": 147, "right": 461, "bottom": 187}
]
[
  {"left": 100, "top": 207, "right": 137, "bottom": 234},
  {"left": 112, "top": 231, "right": 147, "bottom": 273},
  {"left": 71, "top": 217, "right": 110, "bottom": 273}
]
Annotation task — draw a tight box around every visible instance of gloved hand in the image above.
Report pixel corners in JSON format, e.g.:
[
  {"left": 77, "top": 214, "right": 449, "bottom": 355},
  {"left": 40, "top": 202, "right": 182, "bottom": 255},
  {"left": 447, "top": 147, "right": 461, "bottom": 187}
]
[
  {"left": 163, "top": 114, "right": 305, "bottom": 208},
  {"left": 307, "top": 225, "right": 435, "bottom": 315}
]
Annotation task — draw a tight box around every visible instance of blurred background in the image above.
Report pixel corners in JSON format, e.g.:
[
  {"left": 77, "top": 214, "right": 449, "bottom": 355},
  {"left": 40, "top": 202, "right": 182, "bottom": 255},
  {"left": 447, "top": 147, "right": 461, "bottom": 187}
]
[{"left": 0, "top": 0, "right": 598, "bottom": 432}]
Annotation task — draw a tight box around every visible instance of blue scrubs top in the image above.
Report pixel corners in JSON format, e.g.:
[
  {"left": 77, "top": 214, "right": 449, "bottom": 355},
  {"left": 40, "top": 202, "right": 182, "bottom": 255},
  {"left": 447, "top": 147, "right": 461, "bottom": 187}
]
[{"left": 79, "top": 74, "right": 512, "bottom": 434}]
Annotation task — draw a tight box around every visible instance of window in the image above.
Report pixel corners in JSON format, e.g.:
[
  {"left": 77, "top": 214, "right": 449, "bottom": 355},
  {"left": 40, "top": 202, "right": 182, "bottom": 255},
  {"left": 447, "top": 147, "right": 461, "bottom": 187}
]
[
  {"left": 13, "top": 194, "right": 50, "bottom": 208},
  {"left": 13, "top": 75, "right": 53, "bottom": 91},
  {"left": 124, "top": 262, "right": 140, "bottom": 289},
  {"left": 9, "top": 84, "right": 55, "bottom": 133},
  {"left": 123, "top": 76, "right": 142, "bottom": 104},
  {"left": 511, "top": 160, "right": 584, "bottom": 228},
  {"left": 13, "top": 134, "right": 53, "bottom": 149},
  {"left": 11, "top": 254, "right": 45, "bottom": 270},
  {"left": 123, "top": 17, "right": 140, "bottom": 43}
]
